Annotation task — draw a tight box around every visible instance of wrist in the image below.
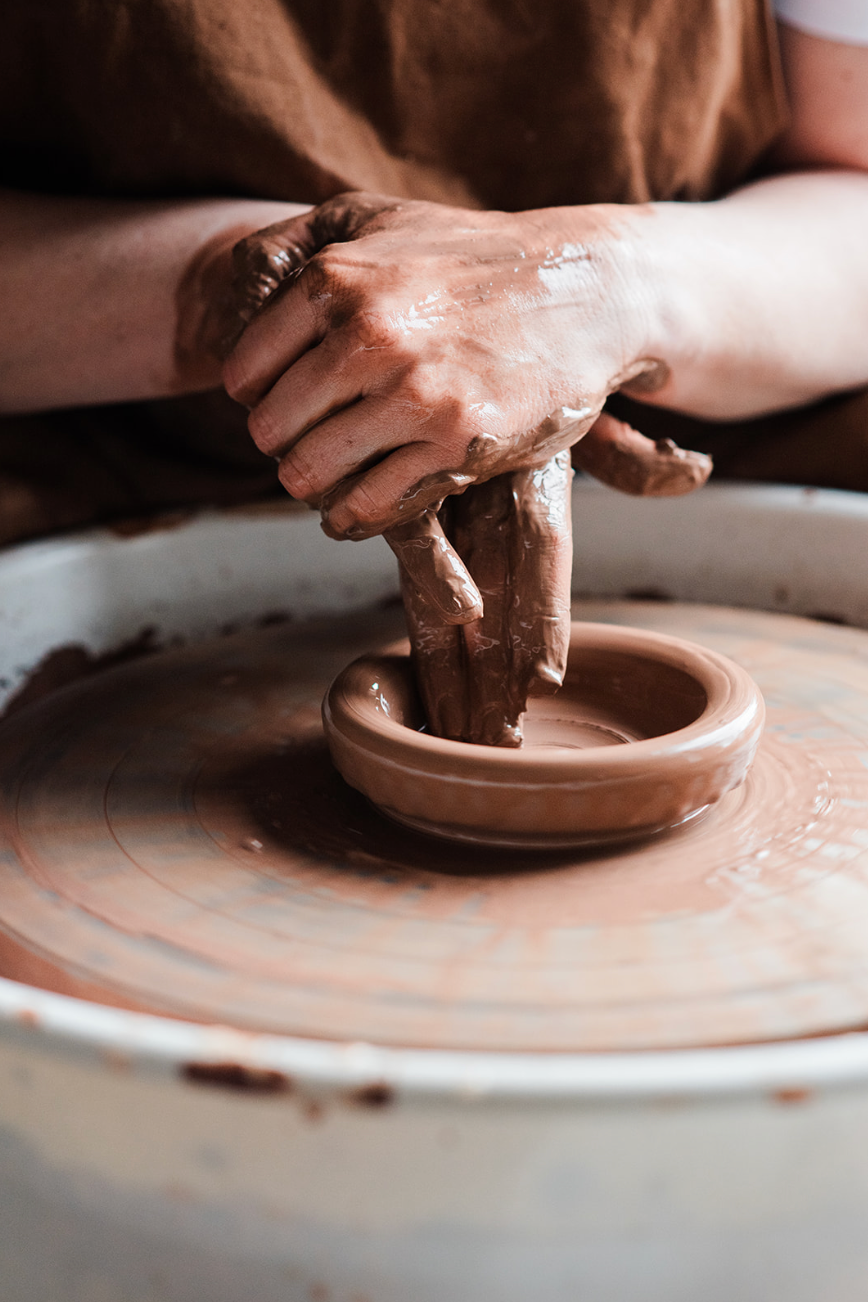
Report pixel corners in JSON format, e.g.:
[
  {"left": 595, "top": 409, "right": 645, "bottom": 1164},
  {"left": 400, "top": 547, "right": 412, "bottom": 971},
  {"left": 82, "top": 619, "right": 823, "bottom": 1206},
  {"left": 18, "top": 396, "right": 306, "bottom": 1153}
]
[
  {"left": 526, "top": 201, "right": 674, "bottom": 402},
  {"left": 621, "top": 200, "right": 721, "bottom": 413}
]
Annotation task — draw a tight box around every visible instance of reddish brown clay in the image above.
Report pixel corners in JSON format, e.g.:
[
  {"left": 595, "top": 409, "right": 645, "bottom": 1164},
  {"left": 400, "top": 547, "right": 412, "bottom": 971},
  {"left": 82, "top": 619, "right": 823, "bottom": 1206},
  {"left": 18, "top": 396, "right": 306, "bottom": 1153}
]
[
  {"left": 323, "top": 621, "right": 764, "bottom": 848},
  {"left": 3, "top": 601, "right": 868, "bottom": 1053}
]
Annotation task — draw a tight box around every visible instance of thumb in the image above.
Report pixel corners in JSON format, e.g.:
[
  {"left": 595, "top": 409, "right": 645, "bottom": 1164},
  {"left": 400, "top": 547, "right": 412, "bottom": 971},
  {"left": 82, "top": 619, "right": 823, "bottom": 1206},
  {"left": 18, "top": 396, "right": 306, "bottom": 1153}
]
[
  {"left": 572, "top": 412, "right": 712, "bottom": 496},
  {"left": 230, "top": 208, "right": 318, "bottom": 328}
]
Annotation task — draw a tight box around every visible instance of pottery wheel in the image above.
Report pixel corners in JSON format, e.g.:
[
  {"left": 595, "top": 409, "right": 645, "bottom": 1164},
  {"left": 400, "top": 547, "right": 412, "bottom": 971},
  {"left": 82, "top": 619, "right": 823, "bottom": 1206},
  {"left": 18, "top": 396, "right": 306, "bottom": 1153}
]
[{"left": 3, "top": 599, "right": 868, "bottom": 1052}]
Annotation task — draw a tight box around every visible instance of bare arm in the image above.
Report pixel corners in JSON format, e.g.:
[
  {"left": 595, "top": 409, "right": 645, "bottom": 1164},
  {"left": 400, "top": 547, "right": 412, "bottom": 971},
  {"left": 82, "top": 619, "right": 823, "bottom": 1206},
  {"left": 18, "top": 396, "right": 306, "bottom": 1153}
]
[
  {"left": 0, "top": 192, "right": 302, "bottom": 413},
  {"left": 639, "top": 22, "right": 868, "bottom": 420}
]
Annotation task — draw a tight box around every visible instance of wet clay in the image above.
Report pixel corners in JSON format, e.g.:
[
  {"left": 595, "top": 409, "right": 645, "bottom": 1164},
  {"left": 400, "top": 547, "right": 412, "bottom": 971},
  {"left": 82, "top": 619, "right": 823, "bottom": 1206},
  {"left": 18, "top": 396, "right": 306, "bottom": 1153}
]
[
  {"left": 323, "top": 621, "right": 763, "bottom": 848},
  {"left": 2, "top": 599, "right": 868, "bottom": 1052},
  {"left": 385, "top": 512, "right": 483, "bottom": 625}
]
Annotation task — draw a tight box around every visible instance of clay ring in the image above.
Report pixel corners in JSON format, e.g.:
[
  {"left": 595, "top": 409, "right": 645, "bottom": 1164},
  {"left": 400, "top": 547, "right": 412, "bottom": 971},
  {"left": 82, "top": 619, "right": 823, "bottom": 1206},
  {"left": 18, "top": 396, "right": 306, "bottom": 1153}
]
[{"left": 322, "top": 622, "right": 765, "bottom": 849}]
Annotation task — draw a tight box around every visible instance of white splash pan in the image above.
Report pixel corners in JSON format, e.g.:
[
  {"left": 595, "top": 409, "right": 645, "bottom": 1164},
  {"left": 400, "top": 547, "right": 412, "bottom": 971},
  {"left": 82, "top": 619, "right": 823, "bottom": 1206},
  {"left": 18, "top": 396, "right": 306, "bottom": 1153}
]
[{"left": 2, "top": 481, "right": 868, "bottom": 1302}]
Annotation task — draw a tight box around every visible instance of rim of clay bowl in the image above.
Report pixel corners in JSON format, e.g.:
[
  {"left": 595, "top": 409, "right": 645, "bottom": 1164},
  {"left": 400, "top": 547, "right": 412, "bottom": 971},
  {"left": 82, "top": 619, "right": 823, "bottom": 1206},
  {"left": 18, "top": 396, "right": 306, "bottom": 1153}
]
[{"left": 322, "top": 621, "right": 765, "bottom": 848}]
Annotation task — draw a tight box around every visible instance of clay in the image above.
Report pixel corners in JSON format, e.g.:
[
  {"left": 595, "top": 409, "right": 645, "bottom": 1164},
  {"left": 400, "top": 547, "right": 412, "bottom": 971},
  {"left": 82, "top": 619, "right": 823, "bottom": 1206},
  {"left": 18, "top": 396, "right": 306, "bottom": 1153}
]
[
  {"left": 1, "top": 627, "right": 161, "bottom": 718},
  {"left": 182, "top": 1062, "right": 291, "bottom": 1093},
  {"left": 398, "top": 428, "right": 712, "bottom": 745},
  {"left": 323, "top": 620, "right": 764, "bottom": 847},
  {"left": 2, "top": 599, "right": 868, "bottom": 1052}
]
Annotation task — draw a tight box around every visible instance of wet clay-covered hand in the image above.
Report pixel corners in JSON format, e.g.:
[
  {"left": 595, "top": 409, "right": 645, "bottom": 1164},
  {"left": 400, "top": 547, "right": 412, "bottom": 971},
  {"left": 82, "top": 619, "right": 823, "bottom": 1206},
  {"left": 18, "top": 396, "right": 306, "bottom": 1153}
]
[
  {"left": 223, "top": 191, "right": 665, "bottom": 542},
  {"left": 402, "top": 452, "right": 573, "bottom": 748},
  {"left": 401, "top": 425, "right": 710, "bottom": 747}
]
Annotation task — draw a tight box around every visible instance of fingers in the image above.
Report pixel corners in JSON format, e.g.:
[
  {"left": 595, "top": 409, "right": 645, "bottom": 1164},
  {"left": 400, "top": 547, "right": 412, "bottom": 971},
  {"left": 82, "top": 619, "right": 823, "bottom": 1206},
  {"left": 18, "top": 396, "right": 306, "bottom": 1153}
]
[
  {"left": 399, "top": 509, "right": 469, "bottom": 742},
  {"left": 385, "top": 512, "right": 483, "bottom": 625},
  {"left": 401, "top": 489, "right": 515, "bottom": 746},
  {"left": 573, "top": 412, "right": 712, "bottom": 496},
  {"left": 440, "top": 456, "right": 572, "bottom": 745},
  {"left": 403, "top": 461, "right": 573, "bottom": 748},
  {"left": 251, "top": 338, "right": 467, "bottom": 508},
  {"left": 450, "top": 476, "right": 524, "bottom": 747},
  {"left": 508, "top": 451, "right": 573, "bottom": 700},
  {"left": 223, "top": 265, "right": 324, "bottom": 409},
  {"left": 317, "top": 451, "right": 473, "bottom": 540}
]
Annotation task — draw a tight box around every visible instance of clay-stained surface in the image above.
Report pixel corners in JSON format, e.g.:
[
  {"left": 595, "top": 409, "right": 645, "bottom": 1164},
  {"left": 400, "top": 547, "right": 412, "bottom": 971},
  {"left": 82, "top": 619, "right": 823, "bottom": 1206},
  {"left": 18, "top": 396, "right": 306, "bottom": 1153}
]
[{"left": 1, "top": 600, "right": 868, "bottom": 1052}]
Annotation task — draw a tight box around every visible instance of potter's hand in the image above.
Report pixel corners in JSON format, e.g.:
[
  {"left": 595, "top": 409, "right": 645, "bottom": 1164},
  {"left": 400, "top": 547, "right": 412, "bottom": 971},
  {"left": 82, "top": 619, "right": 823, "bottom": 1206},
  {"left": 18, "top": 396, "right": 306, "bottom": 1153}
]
[
  {"left": 400, "top": 452, "right": 573, "bottom": 748},
  {"left": 223, "top": 191, "right": 664, "bottom": 542},
  {"left": 400, "top": 422, "right": 709, "bottom": 748},
  {"left": 224, "top": 194, "right": 483, "bottom": 624}
]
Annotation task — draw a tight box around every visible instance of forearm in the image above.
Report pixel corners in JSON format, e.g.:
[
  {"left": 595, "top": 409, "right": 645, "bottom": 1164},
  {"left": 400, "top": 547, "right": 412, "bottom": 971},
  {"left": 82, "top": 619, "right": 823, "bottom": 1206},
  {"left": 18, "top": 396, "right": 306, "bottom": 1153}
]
[
  {"left": 635, "top": 169, "right": 868, "bottom": 421},
  {"left": 0, "top": 190, "right": 303, "bottom": 413}
]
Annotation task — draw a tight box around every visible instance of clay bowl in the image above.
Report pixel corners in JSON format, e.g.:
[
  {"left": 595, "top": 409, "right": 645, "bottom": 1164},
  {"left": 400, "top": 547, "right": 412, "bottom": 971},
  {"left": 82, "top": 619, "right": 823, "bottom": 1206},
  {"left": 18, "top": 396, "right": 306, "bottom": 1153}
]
[{"left": 323, "top": 621, "right": 765, "bottom": 849}]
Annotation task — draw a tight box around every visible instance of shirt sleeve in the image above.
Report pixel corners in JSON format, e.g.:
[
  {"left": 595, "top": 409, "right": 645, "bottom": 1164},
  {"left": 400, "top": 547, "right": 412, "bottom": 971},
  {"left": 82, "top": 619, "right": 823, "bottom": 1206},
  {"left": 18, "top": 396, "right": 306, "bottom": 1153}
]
[{"left": 774, "top": 0, "right": 868, "bottom": 44}]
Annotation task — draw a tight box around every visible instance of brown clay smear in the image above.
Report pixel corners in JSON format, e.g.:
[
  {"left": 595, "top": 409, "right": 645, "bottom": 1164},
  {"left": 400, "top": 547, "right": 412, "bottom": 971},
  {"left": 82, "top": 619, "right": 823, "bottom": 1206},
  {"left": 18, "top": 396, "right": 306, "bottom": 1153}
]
[{"left": 1, "top": 599, "right": 868, "bottom": 1053}]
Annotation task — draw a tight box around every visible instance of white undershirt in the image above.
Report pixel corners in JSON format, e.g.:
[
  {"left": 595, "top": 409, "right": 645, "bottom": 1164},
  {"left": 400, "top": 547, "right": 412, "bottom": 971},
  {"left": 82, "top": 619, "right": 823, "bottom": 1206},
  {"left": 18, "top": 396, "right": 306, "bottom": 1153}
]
[{"left": 774, "top": 0, "right": 868, "bottom": 44}]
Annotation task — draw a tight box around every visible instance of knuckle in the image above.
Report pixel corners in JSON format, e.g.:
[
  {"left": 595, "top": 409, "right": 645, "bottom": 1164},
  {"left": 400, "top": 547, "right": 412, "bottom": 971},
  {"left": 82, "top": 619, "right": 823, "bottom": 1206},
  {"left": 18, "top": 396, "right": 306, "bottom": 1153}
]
[
  {"left": 343, "top": 478, "right": 391, "bottom": 528},
  {"left": 446, "top": 393, "right": 478, "bottom": 435},
  {"left": 222, "top": 356, "right": 254, "bottom": 404},
  {"left": 230, "top": 231, "right": 258, "bottom": 269},
  {"left": 278, "top": 453, "right": 318, "bottom": 501},
  {"left": 306, "top": 246, "right": 345, "bottom": 288},
  {"left": 399, "top": 366, "right": 438, "bottom": 406},
  {"left": 246, "top": 402, "right": 283, "bottom": 455},
  {"left": 352, "top": 309, "right": 394, "bottom": 350},
  {"left": 349, "top": 307, "right": 418, "bottom": 364}
]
